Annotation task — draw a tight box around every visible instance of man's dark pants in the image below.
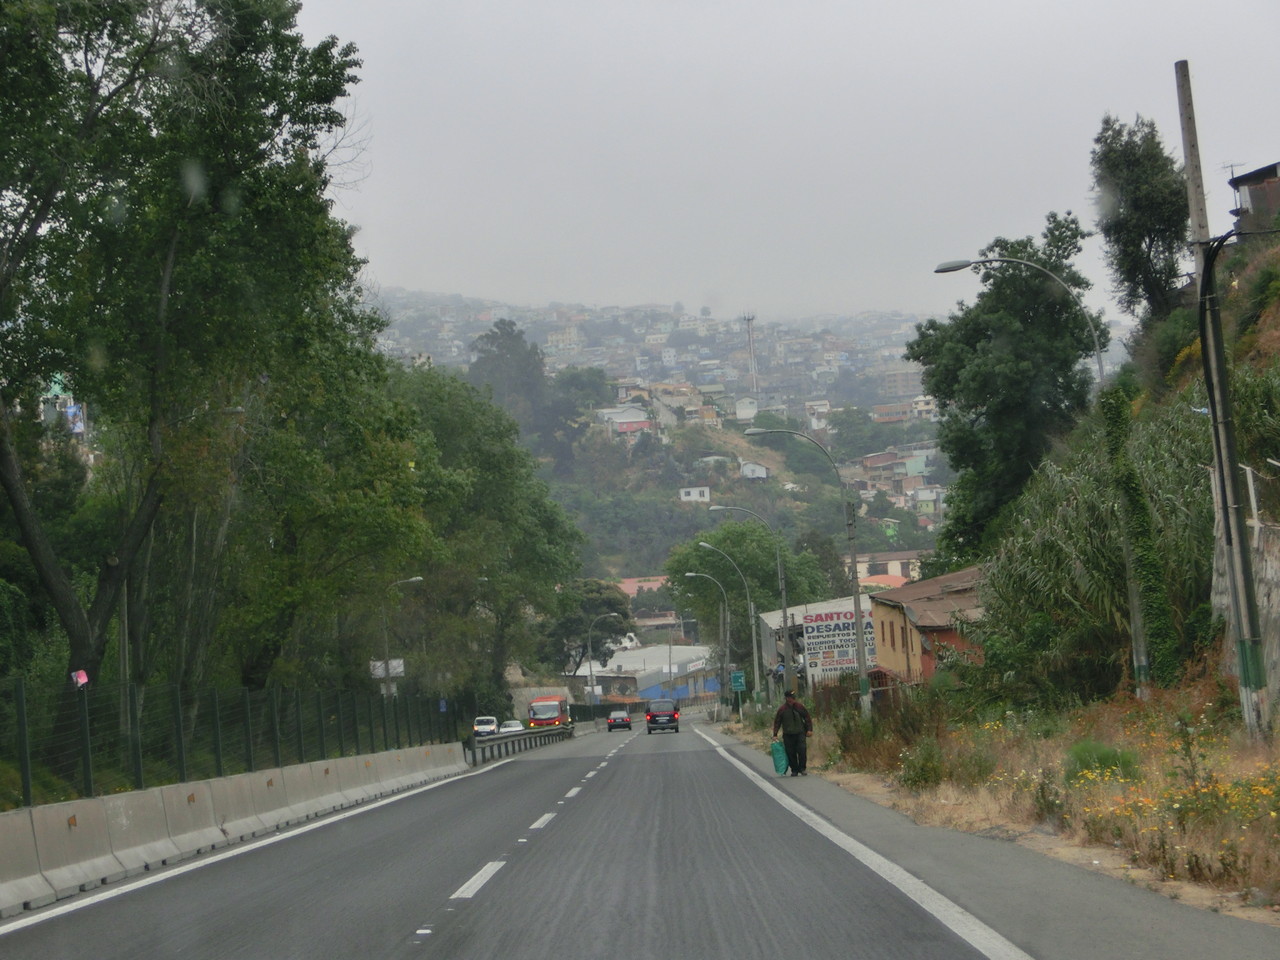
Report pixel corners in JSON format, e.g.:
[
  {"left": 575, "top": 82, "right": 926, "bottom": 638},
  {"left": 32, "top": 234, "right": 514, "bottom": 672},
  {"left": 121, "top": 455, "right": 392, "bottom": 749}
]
[{"left": 782, "top": 732, "right": 807, "bottom": 775}]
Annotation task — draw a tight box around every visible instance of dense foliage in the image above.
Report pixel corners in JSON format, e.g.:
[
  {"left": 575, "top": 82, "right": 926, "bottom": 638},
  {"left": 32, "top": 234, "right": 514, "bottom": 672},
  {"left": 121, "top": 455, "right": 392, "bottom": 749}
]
[
  {"left": 0, "top": 4, "right": 581, "bottom": 721},
  {"left": 1090, "top": 114, "right": 1189, "bottom": 326},
  {"left": 905, "top": 213, "right": 1106, "bottom": 559}
]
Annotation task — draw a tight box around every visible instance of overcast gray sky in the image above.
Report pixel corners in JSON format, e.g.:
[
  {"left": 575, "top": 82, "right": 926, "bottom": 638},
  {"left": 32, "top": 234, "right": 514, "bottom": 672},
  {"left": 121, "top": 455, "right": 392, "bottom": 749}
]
[{"left": 294, "top": 0, "right": 1280, "bottom": 323}]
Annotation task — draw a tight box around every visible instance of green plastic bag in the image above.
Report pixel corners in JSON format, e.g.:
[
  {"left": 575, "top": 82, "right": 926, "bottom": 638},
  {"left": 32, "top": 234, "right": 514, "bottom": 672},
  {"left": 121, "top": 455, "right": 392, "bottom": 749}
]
[{"left": 771, "top": 739, "right": 788, "bottom": 775}]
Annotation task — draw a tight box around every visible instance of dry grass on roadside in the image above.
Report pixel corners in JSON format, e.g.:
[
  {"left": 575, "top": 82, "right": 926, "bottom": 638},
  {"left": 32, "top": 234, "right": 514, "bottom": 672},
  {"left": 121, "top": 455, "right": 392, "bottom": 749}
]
[{"left": 726, "top": 678, "right": 1280, "bottom": 910}]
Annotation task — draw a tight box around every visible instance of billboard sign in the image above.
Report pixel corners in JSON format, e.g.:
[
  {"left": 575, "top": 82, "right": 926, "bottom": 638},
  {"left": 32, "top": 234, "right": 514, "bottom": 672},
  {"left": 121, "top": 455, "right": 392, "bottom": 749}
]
[{"left": 801, "top": 605, "right": 875, "bottom": 686}]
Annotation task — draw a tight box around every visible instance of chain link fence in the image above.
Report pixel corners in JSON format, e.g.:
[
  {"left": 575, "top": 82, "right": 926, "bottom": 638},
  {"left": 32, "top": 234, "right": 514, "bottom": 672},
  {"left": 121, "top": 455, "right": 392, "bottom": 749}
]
[{"left": 0, "top": 675, "right": 464, "bottom": 811}]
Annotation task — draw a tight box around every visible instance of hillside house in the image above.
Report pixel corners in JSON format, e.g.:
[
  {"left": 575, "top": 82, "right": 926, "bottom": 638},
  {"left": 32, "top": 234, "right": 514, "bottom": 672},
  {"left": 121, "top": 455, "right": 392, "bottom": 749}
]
[{"left": 869, "top": 566, "right": 982, "bottom": 683}]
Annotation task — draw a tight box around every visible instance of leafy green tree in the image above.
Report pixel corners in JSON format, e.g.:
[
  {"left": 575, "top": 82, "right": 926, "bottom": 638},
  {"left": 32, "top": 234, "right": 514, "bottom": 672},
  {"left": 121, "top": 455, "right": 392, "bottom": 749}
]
[
  {"left": 905, "top": 212, "right": 1105, "bottom": 559},
  {"left": 386, "top": 365, "right": 582, "bottom": 692},
  {"left": 793, "top": 527, "right": 849, "bottom": 596},
  {"left": 826, "top": 407, "right": 934, "bottom": 461},
  {"left": 665, "top": 522, "right": 826, "bottom": 689},
  {"left": 466, "top": 319, "right": 547, "bottom": 441},
  {"left": 535, "top": 580, "right": 634, "bottom": 675},
  {"left": 1091, "top": 114, "right": 1189, "bottom": 326},
  {"left": 0, "top": 1, "right": 365, "bottom": 692}
]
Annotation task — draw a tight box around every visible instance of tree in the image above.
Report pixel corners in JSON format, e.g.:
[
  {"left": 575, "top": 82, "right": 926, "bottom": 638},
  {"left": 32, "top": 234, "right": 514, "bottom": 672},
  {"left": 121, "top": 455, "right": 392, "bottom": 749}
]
[
  {"left": 904, "top": 212, "right": 1105, "bottom": 559},
  {"left": 386, "top": 365, "right": 582, "bottom": 692},
  {"left": 466, "top": 319, "right": 547, "bottom": 440},
  {"left": 0, "top": 1, "right": 365, "bottom": 692},
  {"left": 1091, "top": 114, "right": 1189, "bottom": 326},
  {"left": 536, "top": 580, "right": 634, "bottom": 676},
  {"left": 665, "top": 523, "right": 826, "bottom": 688}
]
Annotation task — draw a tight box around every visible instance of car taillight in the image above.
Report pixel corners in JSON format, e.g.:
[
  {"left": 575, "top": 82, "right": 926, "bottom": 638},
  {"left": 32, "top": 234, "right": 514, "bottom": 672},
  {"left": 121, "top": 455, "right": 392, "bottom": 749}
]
[
  {"left": 645, "top": 713, "right": 653, "bottom": 721},
  {"left": 674, "top": 712, "right": 679, "bottom": 719}
]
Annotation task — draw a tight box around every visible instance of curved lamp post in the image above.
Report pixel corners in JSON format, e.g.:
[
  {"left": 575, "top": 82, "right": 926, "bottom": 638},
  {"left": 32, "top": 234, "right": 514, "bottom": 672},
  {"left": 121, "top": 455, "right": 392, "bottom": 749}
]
[
  {"left": 698, "top": 541, "right": 760, "bottom": 701},
  {"left": 745, "top": 428, "right": 871, "bottom": 717},
  {"left": 586, "top": 612, "right": 621, "bottom": 730},
  {"left": 935, "top": 257, "right": 1105, "bottom": 385},
  {"left": 685, "top": 571, "right": 729, "bottom": 693},
  {"left": 710, "top": 505, "right": 788, "bottom": 701}
]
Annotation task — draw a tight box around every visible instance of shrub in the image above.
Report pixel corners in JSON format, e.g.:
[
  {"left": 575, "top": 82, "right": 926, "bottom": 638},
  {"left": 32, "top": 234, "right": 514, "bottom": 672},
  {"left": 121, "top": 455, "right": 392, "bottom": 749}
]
[
  {"left": 1063, "top": 738, "right": 1139, "bottom": 783},
  {"left": 898, "top": 737, "right": 945, "bottom": 790}
]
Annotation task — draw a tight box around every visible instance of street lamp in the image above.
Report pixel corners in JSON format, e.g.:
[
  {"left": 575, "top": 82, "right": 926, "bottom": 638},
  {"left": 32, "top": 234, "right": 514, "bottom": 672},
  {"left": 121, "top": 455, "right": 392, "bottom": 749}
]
[
  {"left": 698, "top": 541, "right": 760, "bottom": 705},
  {"left": 934, "top": 257, "right": 1105, "bottom": 385},
  {"left": 685, "top": 571, "right": 730, "bottom": 696},
  {"left": 381, "top": 577, "right": 424, "bottom": 697},
  {"left": 745, "top": 428, "right": 871, "bottom": 717},
  {"left": 710, "top": 505, "right": 789, "bottom": 702},
  {"left": 586, "top": 612, "right": 621, "bottom": 730}
]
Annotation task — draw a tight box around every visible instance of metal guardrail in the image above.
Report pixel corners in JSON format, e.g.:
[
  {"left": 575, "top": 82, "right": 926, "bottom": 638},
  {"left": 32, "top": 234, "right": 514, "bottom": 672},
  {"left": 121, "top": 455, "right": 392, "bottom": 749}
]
[{"left": 466, "top": 726, "right": 573, "bottom": 765}]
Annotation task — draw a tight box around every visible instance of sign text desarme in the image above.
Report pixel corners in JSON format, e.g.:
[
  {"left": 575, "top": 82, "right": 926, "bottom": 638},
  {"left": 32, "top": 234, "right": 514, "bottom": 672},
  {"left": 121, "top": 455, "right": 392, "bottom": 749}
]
[{"left": 801, "top": 606, "right": 875, "bottom": 686}]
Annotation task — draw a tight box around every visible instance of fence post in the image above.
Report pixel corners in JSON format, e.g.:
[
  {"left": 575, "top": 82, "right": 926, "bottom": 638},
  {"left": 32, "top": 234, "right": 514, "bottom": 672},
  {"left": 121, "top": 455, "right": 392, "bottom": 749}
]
[
  {"left": 212, "top": 688, "right": 225, "bottom": 777},
  {"left": 243, "top": 687, "right": 255, "bottom": 773},
  {"left": 340, "top": 692, "right": 351, "bottom": 755},
  {"left": 316, "top": 691, "right": 327, "bottom": 760},
  {"left": 379, "top": 693, "right": 389, "bottom": 751},
  {"left": 172, "top": 686, "right": 188, "bottom": 783},
  {"left": 77, "top": 684, "right": 93, "bottom": 797},
  {"left": 294, "top": 689, "right": 305, "bottom": 764},
  {"left": 15, "top": 677, "right": 32, "bottom": 807},
  {"left": 269, "top": 688, "right": 282, "bottom": 768},
  {"left": 129, "top": 683, "right": 144, "bottom": 789}
]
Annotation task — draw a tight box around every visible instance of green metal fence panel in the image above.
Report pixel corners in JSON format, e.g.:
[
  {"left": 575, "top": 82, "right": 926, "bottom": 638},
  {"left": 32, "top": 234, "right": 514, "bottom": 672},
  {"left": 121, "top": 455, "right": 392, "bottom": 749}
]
[{"left": 0, "top": 676, "right": 474, "bottom": 811}]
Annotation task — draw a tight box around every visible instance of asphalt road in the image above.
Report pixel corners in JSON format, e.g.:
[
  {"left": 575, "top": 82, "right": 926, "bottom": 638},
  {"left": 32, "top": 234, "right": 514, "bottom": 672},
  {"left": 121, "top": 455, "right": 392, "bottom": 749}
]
[{"left": 1, "top": 719, "right": 1277, "bottom": 959}]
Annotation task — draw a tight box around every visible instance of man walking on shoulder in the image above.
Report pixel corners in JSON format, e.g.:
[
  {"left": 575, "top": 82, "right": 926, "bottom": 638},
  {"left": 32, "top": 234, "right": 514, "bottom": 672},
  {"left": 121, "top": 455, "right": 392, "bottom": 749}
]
[{"left": 772, "top": 690, "right": 813, "bottom": 777}]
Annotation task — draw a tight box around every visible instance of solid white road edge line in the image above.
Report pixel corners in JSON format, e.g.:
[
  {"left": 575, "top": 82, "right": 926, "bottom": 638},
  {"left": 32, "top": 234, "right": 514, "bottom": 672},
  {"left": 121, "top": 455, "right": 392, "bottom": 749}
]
[{"left": 698, "top": 729, "right": 1034, "bottom": 960}]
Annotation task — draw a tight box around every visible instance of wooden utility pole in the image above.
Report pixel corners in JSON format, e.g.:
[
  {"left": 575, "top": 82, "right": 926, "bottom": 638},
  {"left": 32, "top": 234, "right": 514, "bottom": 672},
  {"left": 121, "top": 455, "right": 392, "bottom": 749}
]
[{"left": 1176, "top": 61, "right": 1269, "bottom": 736}]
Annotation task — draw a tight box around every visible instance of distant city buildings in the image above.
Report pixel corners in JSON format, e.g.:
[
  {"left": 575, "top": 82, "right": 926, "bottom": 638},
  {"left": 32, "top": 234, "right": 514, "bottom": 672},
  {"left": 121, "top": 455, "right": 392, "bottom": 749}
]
[{"left": 373, "top": 291, "right": 948, "bottom": 524}]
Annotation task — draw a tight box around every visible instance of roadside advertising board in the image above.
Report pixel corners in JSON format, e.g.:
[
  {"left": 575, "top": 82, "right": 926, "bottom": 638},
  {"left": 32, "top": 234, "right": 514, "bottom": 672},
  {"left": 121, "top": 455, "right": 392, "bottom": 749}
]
[{"left": 801, "top": 605, "right": 876, "bottom": 686}]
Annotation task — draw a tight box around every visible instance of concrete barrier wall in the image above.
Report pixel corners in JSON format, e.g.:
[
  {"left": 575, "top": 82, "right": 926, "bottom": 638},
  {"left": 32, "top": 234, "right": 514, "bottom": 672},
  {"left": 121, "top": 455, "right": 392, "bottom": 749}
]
[
  {"left": 103, "top": 791, "right": 182, "bottom": 877},
  {"left": 248, "top": 769, "right": 291, "bottom": 832},
  {"left": 279, "top": 763, "right": 324, "bottom": 822},
  {"left": 159, "top": 782, "right": 227, "bottom": 859},
  {"left": 307, "top": 761, "right": 351, "bottom": 814},
  {"left": 0, "top": 807, "right": 55, "bottom": 917},
  {"left": 29, "top": 798, "right": 126, "bottom": 899},
  {"left": 207, "top": 774, "right": 269, "bottom": 842},
  {"left": 0, "top": 736, "right": 517, "bottom": 921},
  {"left": 330, "top": 755, "right": 374, "bottom": 805}
]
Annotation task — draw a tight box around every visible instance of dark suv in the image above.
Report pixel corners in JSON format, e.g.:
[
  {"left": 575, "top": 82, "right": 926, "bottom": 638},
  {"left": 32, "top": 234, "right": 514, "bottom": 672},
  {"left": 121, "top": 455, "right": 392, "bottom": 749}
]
[{"left": 645, "top": 698, "right": 679, "bottom": 734}]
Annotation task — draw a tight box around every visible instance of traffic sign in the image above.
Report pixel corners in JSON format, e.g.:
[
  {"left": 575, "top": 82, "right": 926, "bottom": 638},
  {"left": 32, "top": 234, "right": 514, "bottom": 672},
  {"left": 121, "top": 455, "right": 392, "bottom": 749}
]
[{"left": 730, "top": 670, "right": 746, "bottom": 691}]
